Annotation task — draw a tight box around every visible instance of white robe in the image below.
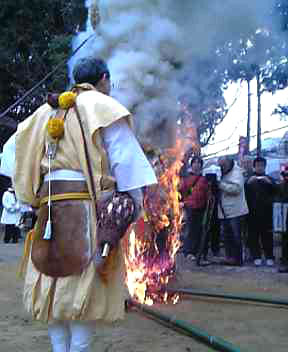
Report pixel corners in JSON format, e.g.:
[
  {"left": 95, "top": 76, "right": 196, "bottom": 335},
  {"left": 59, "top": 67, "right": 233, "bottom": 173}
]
[
  {"left": 0, "top": 190, "right": 21, "bottom": 225},
  {"left": 0, "top": 133, "right": 16, "bottom": 178}
]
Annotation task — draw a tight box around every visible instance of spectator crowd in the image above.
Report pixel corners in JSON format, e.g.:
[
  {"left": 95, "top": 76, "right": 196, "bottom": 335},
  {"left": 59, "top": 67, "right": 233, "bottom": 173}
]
[{"left": 179, "top": 153, "right": 288, "bottom": 273}]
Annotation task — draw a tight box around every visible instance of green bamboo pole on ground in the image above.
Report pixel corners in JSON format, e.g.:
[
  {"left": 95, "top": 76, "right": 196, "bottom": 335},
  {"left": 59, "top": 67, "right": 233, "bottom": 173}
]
[
  {"left": 166, "top": 288, "right": 288, "bottom": 308},
  {"left": 128, "top": 299, "right": 248, "bottom": 352}
]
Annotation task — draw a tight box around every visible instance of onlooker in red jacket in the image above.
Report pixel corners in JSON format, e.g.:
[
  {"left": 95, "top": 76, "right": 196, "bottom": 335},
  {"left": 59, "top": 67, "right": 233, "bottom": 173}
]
[{"left": 179, "top": 156, "right": 209, "bottom": 260}]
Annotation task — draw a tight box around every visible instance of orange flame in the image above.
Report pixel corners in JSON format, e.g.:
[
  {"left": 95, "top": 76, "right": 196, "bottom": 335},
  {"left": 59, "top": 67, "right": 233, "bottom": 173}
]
[{"left": 124, "top": 117, "right": 200, "bottom": 305}]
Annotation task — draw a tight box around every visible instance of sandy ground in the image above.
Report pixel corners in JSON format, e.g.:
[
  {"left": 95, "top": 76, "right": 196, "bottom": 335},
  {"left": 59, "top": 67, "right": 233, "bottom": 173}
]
[{"left": 0, "top": 241, "right": 288, "bottom": 352}]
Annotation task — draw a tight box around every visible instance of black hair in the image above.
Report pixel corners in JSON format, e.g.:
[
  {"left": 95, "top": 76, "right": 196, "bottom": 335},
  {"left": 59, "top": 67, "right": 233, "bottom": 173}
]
[
  {"left": 190, "top": 156, "right": 203, "bottom": 168},
  {"left": 281, "top": 169, "right": 288, "bottom": 177},
  {"left": 73, "top": 57, "right": 110, "bottom": 85},
  {"left": 253, "top": 156, "right": 267, "bottom": 168}
]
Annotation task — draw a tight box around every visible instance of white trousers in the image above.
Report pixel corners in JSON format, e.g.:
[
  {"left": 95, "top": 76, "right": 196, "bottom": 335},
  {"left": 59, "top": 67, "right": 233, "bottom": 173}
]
[{"left": 48, "top": 321, "right": 95, "bottom": 352}]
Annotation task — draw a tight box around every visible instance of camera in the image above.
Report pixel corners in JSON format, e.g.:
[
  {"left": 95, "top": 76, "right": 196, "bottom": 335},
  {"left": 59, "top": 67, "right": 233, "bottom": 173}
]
[
  {"left": 202, "top": 164, "right": 221, "bottom": 181},
  {"left": 204, "top": 173, "right": 219, "bottom": 196},
  {"left": 204, "top": 173, "right": 218, "bottom": 184},
  {"left": 203, "top": 165, "right": 221, "bottom": 197}
]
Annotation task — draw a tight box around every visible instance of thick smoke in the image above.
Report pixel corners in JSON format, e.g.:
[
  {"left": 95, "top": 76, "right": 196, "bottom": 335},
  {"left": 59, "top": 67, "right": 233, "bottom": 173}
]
[{"left": 69, "top": 0, "right": 275, "bottom": 148}]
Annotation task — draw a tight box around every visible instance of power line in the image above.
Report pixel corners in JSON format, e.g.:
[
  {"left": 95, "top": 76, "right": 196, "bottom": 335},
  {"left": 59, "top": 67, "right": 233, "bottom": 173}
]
[
  {"left": 206, "top": 85, "right": 242, "bottom": 146},
  {"left": 0, "top": 34, "right": 96, "bottom": 120},
  {"left": 207, "top": 115, "right": 246, "bottom": 146},
  {"left": 204, "top": 123, "right": 288, "bottom": 158}
]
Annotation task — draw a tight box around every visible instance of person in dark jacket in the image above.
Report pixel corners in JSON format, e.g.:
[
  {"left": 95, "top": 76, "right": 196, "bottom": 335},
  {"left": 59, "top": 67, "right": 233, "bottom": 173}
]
[
  {"left": 179, "top": 156, "right": 209, "bottom": 260},
  {"left": 275, "top": 166, "right": 288, "bottom": 272},
  {"left": 246, "top": 157, "right": 275, "bottom": 266}
]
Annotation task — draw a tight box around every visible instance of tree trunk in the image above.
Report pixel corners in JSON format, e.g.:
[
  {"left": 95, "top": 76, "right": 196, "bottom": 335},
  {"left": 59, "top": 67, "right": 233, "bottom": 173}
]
[
  {"left": 256, "top": 73, "right": 262, "bottom": 156},
  {"left": 246, "top": 79, "right": 251, "bottom": 152}
]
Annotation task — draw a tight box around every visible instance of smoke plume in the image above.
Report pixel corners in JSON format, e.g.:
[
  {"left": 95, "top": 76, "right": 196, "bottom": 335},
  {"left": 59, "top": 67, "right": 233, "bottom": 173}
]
[{"left": 69, "top": 0, "right": 275, "bottom": 148}]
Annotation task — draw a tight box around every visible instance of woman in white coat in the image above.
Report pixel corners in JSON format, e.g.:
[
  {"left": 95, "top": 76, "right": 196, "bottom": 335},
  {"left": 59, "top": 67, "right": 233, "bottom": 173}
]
[{"left": 1, "top": 187, "right": 21, "bottom": 243}]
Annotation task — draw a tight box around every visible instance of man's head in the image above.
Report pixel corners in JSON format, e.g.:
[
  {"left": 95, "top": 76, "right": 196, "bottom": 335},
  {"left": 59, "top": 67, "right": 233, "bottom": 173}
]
[
  {"left": 73, "top": 57, "right": 111, "bottom": 95},
  {"left": 281, "top": 165, "right": 288, "bottom": 183},
  {"left": 253, "top": 156, "right": 267, "bottom": 175},
  {"left": 188, "top": 156, "right": 203, "bottom": 175},
  {"left": 217, "top": 156, "right": 234, "bottom": 175}
]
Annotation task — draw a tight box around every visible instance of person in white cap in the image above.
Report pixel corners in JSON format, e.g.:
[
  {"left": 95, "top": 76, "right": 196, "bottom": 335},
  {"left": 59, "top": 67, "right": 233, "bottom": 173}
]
[{"left": 1, "top": 186, "right": 21, "bottom": 243}]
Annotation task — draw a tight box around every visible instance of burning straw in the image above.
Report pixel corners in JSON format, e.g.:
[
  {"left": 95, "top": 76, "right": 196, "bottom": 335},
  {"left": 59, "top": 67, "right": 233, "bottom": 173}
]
[
  {"left": 123, "top": 119, "right": 200, "bottom": 305},
  {"left": 123, "top": 145, "right": 182, "bottom": 305}
]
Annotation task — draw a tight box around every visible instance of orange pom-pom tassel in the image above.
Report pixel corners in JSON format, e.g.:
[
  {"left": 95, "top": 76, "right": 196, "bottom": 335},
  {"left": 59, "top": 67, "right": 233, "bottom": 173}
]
[{"left": 47, "top": 118, "right": 65, "bottom": 139}]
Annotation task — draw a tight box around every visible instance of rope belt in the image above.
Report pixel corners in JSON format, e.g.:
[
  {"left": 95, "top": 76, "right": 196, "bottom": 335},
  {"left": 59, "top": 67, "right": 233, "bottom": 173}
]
[{"left": 40, "top": 192, "right": 91, "bottom": 206}]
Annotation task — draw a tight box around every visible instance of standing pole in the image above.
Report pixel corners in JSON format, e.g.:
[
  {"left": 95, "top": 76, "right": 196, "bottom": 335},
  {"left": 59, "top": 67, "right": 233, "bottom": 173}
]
[
  {"left": 256, "top": 72, "right": 262, "bottom": 156},
  {"left": 246, "top": 79, "right": 251, "bottom": 152},
  {"left": 196, "top": 192, "right": 216, "bottom": 266}
]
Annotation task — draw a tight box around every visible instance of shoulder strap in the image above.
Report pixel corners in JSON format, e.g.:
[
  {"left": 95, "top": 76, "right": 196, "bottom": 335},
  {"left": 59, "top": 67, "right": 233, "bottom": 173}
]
[
  {"left": 73, "top": 103, "right": 99, "bottom": 219},
  {"left": 74, "top": 103, "right": 114, "bottom": 265}
]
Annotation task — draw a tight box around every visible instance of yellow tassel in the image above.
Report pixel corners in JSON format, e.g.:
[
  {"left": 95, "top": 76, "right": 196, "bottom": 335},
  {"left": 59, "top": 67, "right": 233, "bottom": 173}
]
[
  {"left": 47, "top": 118, "right": 65, "bottom": 139},
  {"left": 17, "top": 229, "right": 35, "bottom": 279},
  {"left": 143, "top": 211, "right": 149, "bottom": 222},
  {"left": 58, "top": 91, "right": 77, "bottom": 109}
]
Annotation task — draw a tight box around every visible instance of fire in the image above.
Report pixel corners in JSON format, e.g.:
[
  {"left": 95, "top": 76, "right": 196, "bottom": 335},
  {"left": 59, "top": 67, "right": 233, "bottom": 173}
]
[{"left": 124, "top": 105, "right": 199, "bottom": 305}]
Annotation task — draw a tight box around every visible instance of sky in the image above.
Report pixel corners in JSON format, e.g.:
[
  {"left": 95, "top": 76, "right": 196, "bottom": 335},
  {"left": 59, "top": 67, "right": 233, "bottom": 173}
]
[{"left": 203, "top": 81, "right": 288, "bottom": 157}]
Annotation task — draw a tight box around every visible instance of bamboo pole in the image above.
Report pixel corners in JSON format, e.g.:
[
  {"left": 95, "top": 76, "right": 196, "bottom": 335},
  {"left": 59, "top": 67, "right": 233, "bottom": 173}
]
[
  {"left": 166, "top": 288, "right": 288, "bottom": 308},
  {"left": 127, "top": 299, "right": 248, "bottom": 352}
]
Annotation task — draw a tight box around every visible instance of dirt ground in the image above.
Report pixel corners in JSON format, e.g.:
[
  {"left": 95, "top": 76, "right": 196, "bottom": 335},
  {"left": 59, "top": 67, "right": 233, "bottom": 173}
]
[{"left": 0, "top": 242, "right": 288, "bottom": 352}]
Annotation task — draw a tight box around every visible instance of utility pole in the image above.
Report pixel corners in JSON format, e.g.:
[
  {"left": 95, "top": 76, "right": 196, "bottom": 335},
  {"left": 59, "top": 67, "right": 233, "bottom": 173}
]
[
  {"left": 256, "top": 71, "right": 262, "bottom": 156},
  {"left": 246, "top": 79, "right": 251, "bottom": 153}
]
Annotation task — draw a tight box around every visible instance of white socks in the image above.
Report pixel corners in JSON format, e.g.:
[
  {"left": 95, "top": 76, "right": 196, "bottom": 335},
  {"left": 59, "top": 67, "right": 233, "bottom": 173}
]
[
  {"left": 69, "top": 321, "right": 94, "bottom": 352},
  {"left": 48, "top": 321, "right": 70, "bottom": 352},
  {"left": 48, "top": 320, "right": 94, "bottom": 352}
]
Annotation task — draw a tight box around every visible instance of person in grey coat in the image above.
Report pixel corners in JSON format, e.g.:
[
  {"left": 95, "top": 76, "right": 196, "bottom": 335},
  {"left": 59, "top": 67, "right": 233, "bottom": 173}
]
[{"left": 217, "top": 156, "right": 249, "bottom": 266}]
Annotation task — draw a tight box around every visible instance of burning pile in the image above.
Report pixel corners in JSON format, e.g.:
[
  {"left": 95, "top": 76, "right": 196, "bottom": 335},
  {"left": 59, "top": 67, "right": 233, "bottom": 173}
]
[
  {"left": 123, "top": 146, "right": 182, "bottom": 305},
  {"left": 123, "top": 113, "right": 199, "bottom": 305}
]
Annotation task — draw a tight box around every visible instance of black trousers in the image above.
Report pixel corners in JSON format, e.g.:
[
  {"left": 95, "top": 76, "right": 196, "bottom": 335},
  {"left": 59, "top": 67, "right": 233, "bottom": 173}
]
[
  {"left": 183, "top": 208, "right": 205, "bottom": 256},
  {"left": 220, "top": 216, "right": 243, "bottom": 264},
  {"left": 198, "top": 206, "right": 220, "bottom": 259},
  {"left": 3, "top": 224, "right": 20, "bottom": 243},
  {"left": 207, "top": 206, "right": 221, "bottom": 255},
  {"left": 156, "top": 228, "right": 167, "bottom": 255},
  {"left": 248, "top": 215, "right": 273, "bottom": 259},
  {"left": 281, "top": 231, "right": 288, "bottom": 265}
]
